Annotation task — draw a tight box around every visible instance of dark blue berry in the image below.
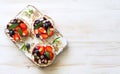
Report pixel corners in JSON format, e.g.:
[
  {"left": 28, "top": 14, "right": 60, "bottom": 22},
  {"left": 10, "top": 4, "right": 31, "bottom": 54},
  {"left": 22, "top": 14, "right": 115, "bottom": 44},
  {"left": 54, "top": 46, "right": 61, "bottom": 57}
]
[
  {"left": 26, "top": 43, "right": 30, "bottom": 49},
  {"left": 7, "top": 24, "right": 9, "bottom": 29},
  {"left": 43, "top": 21, "right": 52, "bottom": 30},
  {"left": 11, "top": 19, "right": 17, "bottom": 24},
  {"left": 40, "top": 55, "right": 44, "bottom": 60},
  {"left": 35, "top": 20, "right": 40, "bottom": 24},
  {"left": 36, "top": 34, "right": 40, "bottom": 38},
  {"left": 32, "top": 48, "right": 38, "bottom": 54},
  {"left": 33, "top": 48, "right": 40, "bottom": 57},
  {"left": 43, "top": 17, "right": 47, "bottom": 20},
  {"left": 9, "top": 29, "right": 14, "bottom": 37},
  {"left": 44, "top": 59, "right": 48, "bottom": 64},
  {"left": 34, "top": 58, "right": 39, "bottom": 63},
  {"left": 41, "top": 59, "right": 45, "bottom": 63}
]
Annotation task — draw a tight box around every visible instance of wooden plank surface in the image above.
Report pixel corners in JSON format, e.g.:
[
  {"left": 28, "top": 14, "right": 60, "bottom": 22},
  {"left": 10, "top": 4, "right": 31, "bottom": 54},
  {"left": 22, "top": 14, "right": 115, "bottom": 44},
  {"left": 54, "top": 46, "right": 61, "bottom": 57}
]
[{"left": 0, "top": 0, "right": 120, "bottom": 74}]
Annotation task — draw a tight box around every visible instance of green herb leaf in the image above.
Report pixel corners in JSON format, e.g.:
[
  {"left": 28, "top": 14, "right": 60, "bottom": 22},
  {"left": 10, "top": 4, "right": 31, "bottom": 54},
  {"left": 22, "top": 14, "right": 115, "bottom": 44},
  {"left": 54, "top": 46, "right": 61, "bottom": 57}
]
[
  {"left": 29, "top": 9, "right": 33, "bottom": 14},
  {"left": 52, "top": 37, "right": 60, "bottom": 44},
  {"left": 34, "top": 21, "right": 42, "bottom": 29},
  {"left": 9, "top": 23, "right": 18, "bottom": 30},
  {"left": 18, "top": 29, "right": 23, "bottom": 36},
  {"left": 47, "top": 27, "right": 50, "bottom": 35},
  {"left": 24, "top": 11, "right": 30, "bottom": 17},
  {"left": 24, "top": 9, "right": 33, "bottom": 17},
  {"left": 21, "top": 44, "right": 27, "bottom": 51},
  {"left": 45, "top": 52, "right": 50, "bottom": 59}
]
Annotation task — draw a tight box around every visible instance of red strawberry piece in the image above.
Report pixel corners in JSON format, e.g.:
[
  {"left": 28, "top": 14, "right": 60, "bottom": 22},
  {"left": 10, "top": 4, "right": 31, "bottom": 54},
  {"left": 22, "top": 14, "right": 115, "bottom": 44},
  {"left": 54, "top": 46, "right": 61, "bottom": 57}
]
[
  {"left": 22, "top": 29, "right": 29, "bottom": 36},
  {"left": 34, "top": 29, "right": 39, "bottom": 34},
  {"left": 14, "top": 26, "right": 21, "bottom": 31},
  {"left": 45, "top": 46, "right": 52, "bottom": 53},
  {"left": 39, "top": 46, "right": 45, "bottom": 55},
  {"left": 49, "top": 28, "right": 54, "bottom": 36},
  {"left": 13, "top": 33, "right": 20, "bottom": 41},
  {"left": 49, "top": 52, "right": 54, "bottom": 60},
  {"left": 38, "top": 27, "right": 46, "bottom": 34},
  {"left": 35, "top": 46, "right": 41, "bottom": 50},
  {"left": 40, "top": 33, "right": 48, "bottom": 39},
  {"left": 19, "top": 23, "right": 27, "bottom": 30}
]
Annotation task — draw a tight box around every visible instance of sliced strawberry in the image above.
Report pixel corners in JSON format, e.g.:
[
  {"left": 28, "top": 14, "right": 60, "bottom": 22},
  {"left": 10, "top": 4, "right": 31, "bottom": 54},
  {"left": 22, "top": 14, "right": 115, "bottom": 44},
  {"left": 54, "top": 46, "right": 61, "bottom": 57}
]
[
  {"left": 45, "top": 46, "right": 52, "bottom": 53},
  {"left": 34, "top": 29, "right": 39, "bottom": 34},
  {"left": 38, "top": 27, "right": 46, "bottom": 34},
  {"left": 49, "top": 28, "right": 54, "bottom": 36},
  {"left": 40, "top": 33, "right": 48, "bottom": 39},
  {"left": 22, "top": 29, "right": 29, "bottom": 36},
  {"left": 20, "top": 23, "right": 27, "bottom": 30},
  {"left": 39, "top": 46, "right": 45, "bottom": 55},
  {"left": 14, "top": 26, "right": 21, "bottom": 31},
  {"left": 13, "top": 33, "right": 20, "bottom": 41},
  {"left": 49, "top": 52, "right": 54, "bottom": 60},
  {"left": 36, "top": 46, "right": 40, "bottom": 49}
]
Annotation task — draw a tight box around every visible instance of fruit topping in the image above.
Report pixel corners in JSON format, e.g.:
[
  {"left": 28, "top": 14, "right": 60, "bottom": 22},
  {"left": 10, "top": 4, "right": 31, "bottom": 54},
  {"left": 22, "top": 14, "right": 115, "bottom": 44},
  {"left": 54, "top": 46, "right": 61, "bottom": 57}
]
[
  {"left": 7, "top": 19, "right": 29, "bottom": 41},
  {"left": 38, "top": 27, "right": 46, "bottom": 34},
  {"left": 43, "top": 21, "right": 51, "bottom": 30},
  {"left": 22, "top": 29, "right": 29, "bottom": 36},
  {"left": 32, "top": 45, "right": 55, "bottom": 64},
  {"left": 36, "top": 34, "right": 40, "bottom": 38},
  {"left": 20, "top": 23, "right": 27, "bottom": 30},
  {"left": 9, "top": 29, "right": 15, "bottom": 37},
  {"left": 39, "top": 46, "right": 45, "bottom": 55},
  {"left": 45, "top": 46, "right": 52, "bottom": 53},
  {"left": 34, "top": 29, "right": 39, "bottom": 34},
  {"left": 26, "top": 43, "right": 30, "bottom": 49},
  {"left": 34, "top": 20, "right": 42, "bottom": 29},
  {"left": 49, "top": 28, "right": 54, "bottom": 36},
  {"left": 33, "top": 17, "right": 54, "bottom": 39},
  {"left": 11, "top": 19, "right": 18, "bottom": 24},
  {"left": 44, "top": 59, "right": 48, "bottom": 64},
  {"left": 40, "top": 33, "right": 48, "bottom": 39},
  {"left": 13, "top": 33, "right": 20, "bottom": 41},
  {"left": 49, "top": 52, "right": 54, "bottom": 60},
  {"left": 15, "top": 26, "right": 21, "bottom": 31}
]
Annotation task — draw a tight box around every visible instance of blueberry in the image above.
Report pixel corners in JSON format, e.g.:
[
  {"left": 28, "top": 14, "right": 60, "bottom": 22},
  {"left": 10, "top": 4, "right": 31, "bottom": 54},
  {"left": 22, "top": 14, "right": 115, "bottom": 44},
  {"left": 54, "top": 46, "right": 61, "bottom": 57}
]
[
  {"left": 7, "top": 24, "right": 9, "bottom": 29},
  {"left": 40, "top": 55, "right": 44, "bottom": 60},
  {"left": 34, "top": 58, "right": 39, "bottom": 63},
  {"left": 11, "top": 19, "right": 17, "bottom": 24},
  {"left": 44, "top": 59, "right": 48, "bottom": 64},
  {"left": 40, "top": 17, "right": 46, "bottom": 21},
  {"left": 26, "top": 43, "right": 30, "bottom": 49},
  {"left": 43, "top": 17, "right": 47, "bottom": 20},
  {"left": 43, "top": 21, "right": 52, "bottom": 30},
  {"left": 35, "top": 20, "right": 40, "bottom": 24},
  {"left": 32, "top": 48, "right": 37, "bottom": 54},
  {"left": 33, "top": 49, "right": 40, "bottom": 57},
  {"left": 41, "top": 59, "right": 45, "bottom": 63},
  {"left": 36, "top": 34, "right": 40, "bottom": 38},
  {"left": 9, "top": 29, "right": 14, "bottom": 37},
  {"left": 33, "top": 48, "right": 38, "bottom": 53},
  {"left": 34, "top": 20, "right": 41, "bottom": 27}
]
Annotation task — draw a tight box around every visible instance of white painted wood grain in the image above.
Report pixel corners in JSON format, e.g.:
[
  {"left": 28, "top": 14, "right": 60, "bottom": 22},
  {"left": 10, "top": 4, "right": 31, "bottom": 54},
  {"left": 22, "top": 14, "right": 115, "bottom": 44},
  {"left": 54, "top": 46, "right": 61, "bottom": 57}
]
[{"left": 0, "top": 0, "right": 120, "bottom": 74}]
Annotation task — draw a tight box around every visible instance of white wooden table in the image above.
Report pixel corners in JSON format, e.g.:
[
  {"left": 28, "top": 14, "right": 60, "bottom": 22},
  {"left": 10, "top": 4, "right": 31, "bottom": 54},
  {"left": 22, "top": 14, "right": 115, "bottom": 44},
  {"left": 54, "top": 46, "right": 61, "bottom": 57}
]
[{"left": 0, "top": 0, "right": 120, "bottom": 74}]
